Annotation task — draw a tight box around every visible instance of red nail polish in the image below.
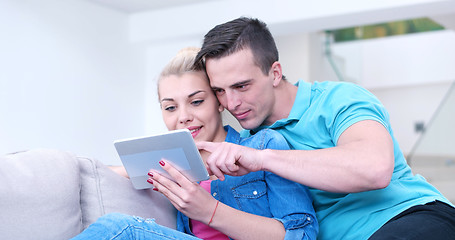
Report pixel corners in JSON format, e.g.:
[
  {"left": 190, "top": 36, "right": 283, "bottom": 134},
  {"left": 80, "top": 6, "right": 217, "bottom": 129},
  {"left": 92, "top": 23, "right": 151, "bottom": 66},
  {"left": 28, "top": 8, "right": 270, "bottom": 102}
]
[
  {"left": 148, "top": 172, "right": 153, "bottom": 177},
  {"left": 147, "top": 179, "right": 153, "bottom": 184},
  {"left": 153, "top": 188, "right": 158, "bottom": 191},
  {"left": 159, "top": 161, "right": 165, "bottom": 166}
]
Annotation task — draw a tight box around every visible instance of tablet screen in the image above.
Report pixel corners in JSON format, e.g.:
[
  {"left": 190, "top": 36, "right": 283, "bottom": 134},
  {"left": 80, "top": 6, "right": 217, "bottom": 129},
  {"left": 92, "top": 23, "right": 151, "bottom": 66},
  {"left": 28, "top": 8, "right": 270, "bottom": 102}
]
[
  {"left": 114, "top": 129, "right": 209, "bottom": 189},
  {"left": 121, "top": 148, "right": 190, "bottom": 176}
]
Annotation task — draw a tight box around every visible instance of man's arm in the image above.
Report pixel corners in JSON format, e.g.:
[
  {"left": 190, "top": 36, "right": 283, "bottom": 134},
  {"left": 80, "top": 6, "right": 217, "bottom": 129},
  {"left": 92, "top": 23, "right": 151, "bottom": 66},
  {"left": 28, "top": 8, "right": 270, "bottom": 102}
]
[
  {"left": 199, "top": 120, "right": 394, "bottom": 193},
  {"left": 263, "top": 120, "right": 394, "bottom": 192}
]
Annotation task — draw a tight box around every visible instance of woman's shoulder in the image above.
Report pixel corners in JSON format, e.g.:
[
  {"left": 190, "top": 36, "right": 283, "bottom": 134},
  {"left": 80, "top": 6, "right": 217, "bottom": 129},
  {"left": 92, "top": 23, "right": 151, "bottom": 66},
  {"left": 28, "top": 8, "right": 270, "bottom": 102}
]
[{"left": 240, "top": 128, "right": 290, "bottom": 150}]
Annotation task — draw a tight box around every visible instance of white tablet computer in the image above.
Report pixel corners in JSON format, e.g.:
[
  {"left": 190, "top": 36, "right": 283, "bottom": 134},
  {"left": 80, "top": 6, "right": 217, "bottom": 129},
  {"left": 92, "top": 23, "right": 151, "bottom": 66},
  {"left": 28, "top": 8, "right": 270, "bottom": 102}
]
[{"left": 114, "top": 129, "right": 209, "bottom": 189}]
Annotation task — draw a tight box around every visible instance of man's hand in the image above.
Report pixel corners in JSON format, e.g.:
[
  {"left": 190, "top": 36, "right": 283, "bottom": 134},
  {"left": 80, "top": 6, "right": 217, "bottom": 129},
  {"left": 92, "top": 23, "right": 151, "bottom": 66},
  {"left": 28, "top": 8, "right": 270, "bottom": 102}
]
[{"left": 196, "top": 141, "right": 264, "bottom": 181}]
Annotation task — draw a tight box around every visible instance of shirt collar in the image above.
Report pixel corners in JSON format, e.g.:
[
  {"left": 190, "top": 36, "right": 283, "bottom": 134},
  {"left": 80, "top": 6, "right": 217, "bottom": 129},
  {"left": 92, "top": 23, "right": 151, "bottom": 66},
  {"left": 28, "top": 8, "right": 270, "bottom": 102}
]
[
  {"left": 224, "top": 125, "right": 240, "bottom": 144},
  {"left": 249, "top": 80, "right": 311, "bottom": 133}
]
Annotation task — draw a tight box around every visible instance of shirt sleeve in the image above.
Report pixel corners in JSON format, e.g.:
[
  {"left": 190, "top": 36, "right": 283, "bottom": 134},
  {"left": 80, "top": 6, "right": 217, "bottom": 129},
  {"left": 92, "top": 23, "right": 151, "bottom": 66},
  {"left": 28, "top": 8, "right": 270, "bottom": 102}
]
[
  {"left": 265, "top": 172, "right": 318, "bottom": 240},
  {"left": 259, "top": 129, "right": 319, "bottom": 240},
  {"left": 323, "top": 82, "right": 391, "bottom": 144}
]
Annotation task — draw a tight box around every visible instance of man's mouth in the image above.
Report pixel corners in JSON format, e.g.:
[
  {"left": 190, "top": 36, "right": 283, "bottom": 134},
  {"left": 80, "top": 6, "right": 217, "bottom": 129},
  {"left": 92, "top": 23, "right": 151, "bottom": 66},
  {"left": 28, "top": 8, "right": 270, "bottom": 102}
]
[{"left": 234, "top": 110, "right": 250, "bottom": 120}]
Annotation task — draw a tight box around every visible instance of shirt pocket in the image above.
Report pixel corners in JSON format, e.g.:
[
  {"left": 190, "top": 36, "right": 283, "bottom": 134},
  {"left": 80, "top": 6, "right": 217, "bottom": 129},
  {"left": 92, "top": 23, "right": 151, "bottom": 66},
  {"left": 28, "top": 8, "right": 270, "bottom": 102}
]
[{"left": 231, "top": 179, "right": 272, "bottom": 217}]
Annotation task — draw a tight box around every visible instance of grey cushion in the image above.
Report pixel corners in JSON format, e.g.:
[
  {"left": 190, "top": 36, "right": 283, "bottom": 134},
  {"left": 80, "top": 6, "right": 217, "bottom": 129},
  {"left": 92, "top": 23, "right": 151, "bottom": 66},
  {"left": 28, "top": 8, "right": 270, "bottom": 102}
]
[
  {"left": 0, "top": 149, "right": 83, "bottom": 240},
  {"left": 78, "top": 155, "right": 177, "bottom": 229},
  {"left": 0, "top": 149, "right": 177, "bottom": 240}
]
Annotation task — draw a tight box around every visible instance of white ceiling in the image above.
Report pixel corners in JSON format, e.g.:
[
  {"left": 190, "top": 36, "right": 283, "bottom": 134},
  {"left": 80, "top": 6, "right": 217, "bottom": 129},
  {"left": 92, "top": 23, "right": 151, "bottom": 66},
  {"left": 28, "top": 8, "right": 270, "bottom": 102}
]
[{"left": 86, "top": 0, "right": 213, "bottom": 13}]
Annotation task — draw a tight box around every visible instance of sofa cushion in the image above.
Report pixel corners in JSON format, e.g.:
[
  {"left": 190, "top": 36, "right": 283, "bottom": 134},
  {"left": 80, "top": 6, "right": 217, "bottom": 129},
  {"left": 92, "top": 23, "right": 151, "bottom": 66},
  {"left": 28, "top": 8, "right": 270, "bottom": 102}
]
[
  {"left": 0, "top": 149, "right": 83, "bottom": 240},
  {"left": 78, "top": 155, "right": 177, "bottom": 230}
]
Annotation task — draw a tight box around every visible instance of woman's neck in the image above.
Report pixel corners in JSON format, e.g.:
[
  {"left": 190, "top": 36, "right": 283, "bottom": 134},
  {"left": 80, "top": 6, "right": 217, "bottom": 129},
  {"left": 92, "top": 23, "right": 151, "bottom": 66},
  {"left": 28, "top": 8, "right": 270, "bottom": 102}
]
[{"left": 200, "top": 127, "right": 227, "bottom": 180}]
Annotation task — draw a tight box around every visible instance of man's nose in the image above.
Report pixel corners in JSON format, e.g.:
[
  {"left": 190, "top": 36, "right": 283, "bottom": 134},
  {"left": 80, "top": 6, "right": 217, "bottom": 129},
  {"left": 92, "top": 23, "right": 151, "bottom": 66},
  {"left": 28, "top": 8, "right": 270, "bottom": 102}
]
[{"left": 226, "top": 92, "right": 241, "bottom": 111}]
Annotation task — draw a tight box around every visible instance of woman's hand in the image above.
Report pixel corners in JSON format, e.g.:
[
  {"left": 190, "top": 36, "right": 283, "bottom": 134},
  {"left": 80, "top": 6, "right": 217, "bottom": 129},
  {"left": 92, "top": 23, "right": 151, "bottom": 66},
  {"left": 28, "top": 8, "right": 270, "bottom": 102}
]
[{"left": 148, "top": 159, "right": 218, "bottom": 224}]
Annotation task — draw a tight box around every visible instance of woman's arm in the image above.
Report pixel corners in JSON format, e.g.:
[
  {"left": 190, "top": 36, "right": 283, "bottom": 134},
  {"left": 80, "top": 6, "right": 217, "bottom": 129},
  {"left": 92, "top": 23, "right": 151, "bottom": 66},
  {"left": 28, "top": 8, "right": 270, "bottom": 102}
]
[
  {"left": 208, "top": 202, "right": 285, "bottom": 240},
  {"left": 149, "top": 160, "right": 286, "bottom": 240},
  {"left": 108, "top": 166, "right": 129, "bottom": 178}
]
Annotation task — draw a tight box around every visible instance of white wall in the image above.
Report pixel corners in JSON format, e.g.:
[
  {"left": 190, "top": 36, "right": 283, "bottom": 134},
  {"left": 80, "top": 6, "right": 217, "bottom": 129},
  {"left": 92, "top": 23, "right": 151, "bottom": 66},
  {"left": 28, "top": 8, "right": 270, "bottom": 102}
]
[
  {"left": 143, "top": 37, "right": 203, "bottom": 135},
  {"left": 3, "top": 0, "right": 454, "bottom": 165},
  {"left": 0, "top": 0, "right": 146, "bottom": 165},
  {"left": 333, "top": 30, "right": 455, "bottom": 88},
  {"left": 330, "top": 30, "right": 455, "bottom": 154}
]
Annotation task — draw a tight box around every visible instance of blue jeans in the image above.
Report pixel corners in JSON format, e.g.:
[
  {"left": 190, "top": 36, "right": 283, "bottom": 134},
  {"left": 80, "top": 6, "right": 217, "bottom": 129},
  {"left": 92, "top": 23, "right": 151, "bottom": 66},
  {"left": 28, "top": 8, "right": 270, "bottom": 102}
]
[{"left": 71, "top": 213, "right": 201, "bottom": 240}]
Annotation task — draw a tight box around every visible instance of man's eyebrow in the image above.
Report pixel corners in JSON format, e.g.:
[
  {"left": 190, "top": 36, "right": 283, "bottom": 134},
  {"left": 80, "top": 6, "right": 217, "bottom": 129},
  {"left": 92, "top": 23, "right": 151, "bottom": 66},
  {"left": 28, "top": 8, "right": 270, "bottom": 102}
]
[{"left": 230, "top": 80, "right": 251, "bottom": 88}]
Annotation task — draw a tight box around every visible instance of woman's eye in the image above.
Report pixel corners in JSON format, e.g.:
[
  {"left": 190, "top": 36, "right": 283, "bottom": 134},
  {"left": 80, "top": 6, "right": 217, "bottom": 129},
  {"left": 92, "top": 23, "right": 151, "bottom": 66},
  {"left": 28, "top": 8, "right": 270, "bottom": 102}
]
[
  {"left": 192, "top": 100, "right": 204, "bottom": 106},
  {"left": 164, "top": 106, "right": 176, "bottom": 111}
]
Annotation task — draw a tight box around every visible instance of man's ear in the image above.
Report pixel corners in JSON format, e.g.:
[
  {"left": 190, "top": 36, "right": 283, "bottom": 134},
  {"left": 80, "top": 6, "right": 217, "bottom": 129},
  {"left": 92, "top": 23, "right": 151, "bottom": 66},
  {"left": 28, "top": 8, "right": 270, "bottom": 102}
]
[
  {"left": 270, "top": 61, "right": 283, "bottom": 87},
  {"left": 218, "top": 103, "right": 224, "bottom": 113}
]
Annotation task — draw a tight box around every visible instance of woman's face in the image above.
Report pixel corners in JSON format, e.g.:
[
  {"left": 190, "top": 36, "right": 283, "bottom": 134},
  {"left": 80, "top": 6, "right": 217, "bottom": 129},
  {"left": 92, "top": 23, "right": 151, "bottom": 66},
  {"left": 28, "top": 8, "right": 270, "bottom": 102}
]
[{"left": 159, "top": 71, "right": 226, "bottom": 143}]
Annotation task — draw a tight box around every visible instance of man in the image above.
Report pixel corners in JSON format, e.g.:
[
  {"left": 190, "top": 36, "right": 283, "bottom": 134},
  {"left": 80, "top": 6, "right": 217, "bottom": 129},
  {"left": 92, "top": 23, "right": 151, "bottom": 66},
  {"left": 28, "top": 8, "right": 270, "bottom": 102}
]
[{"left": 195, "top": 17, "right": 455, "bottom": 239}]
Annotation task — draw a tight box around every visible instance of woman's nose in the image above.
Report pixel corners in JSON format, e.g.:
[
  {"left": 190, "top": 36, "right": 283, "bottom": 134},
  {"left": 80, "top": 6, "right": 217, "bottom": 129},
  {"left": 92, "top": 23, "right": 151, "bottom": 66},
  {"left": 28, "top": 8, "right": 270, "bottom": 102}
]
[{"left": 178, "top": 108, "right": 193, "bottom": 124}]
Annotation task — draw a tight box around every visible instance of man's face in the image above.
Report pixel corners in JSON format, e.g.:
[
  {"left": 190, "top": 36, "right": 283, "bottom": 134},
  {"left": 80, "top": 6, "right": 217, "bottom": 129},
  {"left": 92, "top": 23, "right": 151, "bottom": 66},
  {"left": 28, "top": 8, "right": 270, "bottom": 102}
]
[{"left": 205, "top": 48, "right": 277, "bottom": 130}]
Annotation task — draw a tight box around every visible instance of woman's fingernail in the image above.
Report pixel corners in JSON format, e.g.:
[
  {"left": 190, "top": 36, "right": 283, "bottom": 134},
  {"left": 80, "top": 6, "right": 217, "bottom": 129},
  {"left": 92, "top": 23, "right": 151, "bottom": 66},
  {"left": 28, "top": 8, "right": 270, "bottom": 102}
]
[
  {"left": 147, "top": 179, "right": 153, "bottom": 184},
  {"left": 153, "top": 188, "right": 158, "bottom": 191},
  {"left": 148, "top": 172, "right": 153, "bottom": 177},
  {"left": 159, "top": 161, "right": 165, "bottom": 166}
]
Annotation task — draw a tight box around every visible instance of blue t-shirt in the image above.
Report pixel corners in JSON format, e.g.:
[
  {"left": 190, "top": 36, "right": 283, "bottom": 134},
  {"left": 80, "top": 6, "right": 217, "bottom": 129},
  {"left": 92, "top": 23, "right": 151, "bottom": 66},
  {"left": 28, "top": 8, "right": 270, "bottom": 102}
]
[
  {"left": 177, "top": 126, "right": 318, "bottom": 240},
  {"left": 242, "top": 80, "right": 452, "bottom": 240}
]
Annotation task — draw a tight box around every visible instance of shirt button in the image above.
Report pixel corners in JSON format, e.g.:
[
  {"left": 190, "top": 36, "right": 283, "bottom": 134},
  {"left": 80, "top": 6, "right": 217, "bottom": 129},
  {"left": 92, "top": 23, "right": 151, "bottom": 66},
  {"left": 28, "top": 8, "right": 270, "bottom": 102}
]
[
  {"left": 212, "top": 192, "right": 217, "bottom": 197},
  {"left": 253, "top": 190, "right": 258, "bottom": 195}
]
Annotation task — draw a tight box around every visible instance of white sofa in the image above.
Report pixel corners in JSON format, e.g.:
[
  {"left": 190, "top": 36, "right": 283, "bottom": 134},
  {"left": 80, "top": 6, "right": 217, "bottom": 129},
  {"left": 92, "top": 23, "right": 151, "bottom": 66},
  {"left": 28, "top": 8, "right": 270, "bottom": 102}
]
[{"left": 0, "top": 149, "right": 177, "bottom": 240}]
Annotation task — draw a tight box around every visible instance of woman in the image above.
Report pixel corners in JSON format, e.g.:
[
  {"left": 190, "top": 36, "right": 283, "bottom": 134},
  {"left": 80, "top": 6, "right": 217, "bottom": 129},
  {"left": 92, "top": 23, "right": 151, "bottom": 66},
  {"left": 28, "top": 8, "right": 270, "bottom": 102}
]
[{"left": 71, "top": 47, "right": 318, "bottom": 240}]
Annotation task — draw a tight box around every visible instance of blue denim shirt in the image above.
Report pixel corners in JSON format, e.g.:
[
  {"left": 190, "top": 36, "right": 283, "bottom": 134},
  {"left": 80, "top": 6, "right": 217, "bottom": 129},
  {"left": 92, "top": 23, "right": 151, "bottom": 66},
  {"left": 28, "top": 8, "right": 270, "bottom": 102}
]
[{"left": 177, "top": 126, "right": 318, "bottom": 240}]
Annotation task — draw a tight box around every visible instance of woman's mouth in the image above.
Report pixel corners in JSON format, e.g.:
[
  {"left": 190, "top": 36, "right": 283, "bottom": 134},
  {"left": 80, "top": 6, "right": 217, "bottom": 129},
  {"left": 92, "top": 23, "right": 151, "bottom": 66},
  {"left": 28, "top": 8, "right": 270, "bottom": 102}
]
[{"left": 188, "top": 127, "right": 202, "bottom": 138}]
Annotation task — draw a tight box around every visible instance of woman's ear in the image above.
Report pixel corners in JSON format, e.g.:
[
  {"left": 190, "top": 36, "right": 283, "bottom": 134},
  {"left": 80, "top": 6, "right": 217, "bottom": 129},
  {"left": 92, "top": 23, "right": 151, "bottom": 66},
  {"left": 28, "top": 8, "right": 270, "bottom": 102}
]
[{"left": 270, "top": 61, "right": 283, "bottom": 87}]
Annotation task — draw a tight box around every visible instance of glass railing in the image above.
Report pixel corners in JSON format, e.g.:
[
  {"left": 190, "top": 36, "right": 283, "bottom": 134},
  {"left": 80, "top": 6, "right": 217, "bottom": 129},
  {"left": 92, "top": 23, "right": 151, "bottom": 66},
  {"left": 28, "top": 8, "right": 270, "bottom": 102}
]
[
  {"left": 408, "top": 80, "right": 455, "bottom": 163},
  {"left": 407, "top": 80, "right": 455, "bottom": 202}
]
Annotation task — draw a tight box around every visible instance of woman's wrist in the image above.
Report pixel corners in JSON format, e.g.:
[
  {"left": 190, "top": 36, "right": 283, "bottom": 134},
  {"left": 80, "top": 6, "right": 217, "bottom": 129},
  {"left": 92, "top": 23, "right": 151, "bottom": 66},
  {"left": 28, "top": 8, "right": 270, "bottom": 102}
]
[{"left": 208, "top": 200, "right": 220, "bottom": 226}]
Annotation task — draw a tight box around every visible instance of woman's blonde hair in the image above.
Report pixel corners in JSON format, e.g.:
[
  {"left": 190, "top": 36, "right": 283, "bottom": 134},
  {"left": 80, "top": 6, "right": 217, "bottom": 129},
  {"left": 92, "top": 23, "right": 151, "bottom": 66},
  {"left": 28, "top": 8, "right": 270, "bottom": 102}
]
[
  {"left": 159, "top": 47, "right": 204, "bottom": 80},
  {"left": 157, "top": 47, "right": 206, "bottom": 99}
]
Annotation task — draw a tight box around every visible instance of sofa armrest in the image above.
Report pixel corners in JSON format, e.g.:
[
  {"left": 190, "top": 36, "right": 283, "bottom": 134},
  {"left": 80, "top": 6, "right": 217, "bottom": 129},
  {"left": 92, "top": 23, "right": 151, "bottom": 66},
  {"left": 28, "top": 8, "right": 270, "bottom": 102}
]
[{"left": 0, "top": 149, "right": 83, "bottom": 240}]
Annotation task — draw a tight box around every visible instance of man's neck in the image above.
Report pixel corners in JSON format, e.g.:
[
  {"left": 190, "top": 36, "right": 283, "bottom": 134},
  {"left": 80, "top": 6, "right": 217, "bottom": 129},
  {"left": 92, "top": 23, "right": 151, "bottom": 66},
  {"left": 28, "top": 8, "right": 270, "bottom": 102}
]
[{"left": 271, "top": 80, "right": 298, "bottom": 123}]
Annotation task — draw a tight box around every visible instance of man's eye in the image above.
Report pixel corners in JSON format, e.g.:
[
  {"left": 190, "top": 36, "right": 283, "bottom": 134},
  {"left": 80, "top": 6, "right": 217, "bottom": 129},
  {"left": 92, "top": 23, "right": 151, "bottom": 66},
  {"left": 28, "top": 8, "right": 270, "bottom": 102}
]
[
  {"left": 237, "top": 84, "right": 248, "bottom": 90},
  {"left": 213, "top": 89, "right": 225, "bottom": 95},
  {"left": 192, "top": 100, "right": 204, "bottom": 106}
]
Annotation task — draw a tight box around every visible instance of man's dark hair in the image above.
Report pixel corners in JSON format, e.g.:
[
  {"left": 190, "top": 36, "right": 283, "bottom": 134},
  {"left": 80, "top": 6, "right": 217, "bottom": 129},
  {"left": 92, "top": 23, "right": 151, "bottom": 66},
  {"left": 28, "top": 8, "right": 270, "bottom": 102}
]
[{"left": 195, "top": 17, "right": 280, "bottom": 76}]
